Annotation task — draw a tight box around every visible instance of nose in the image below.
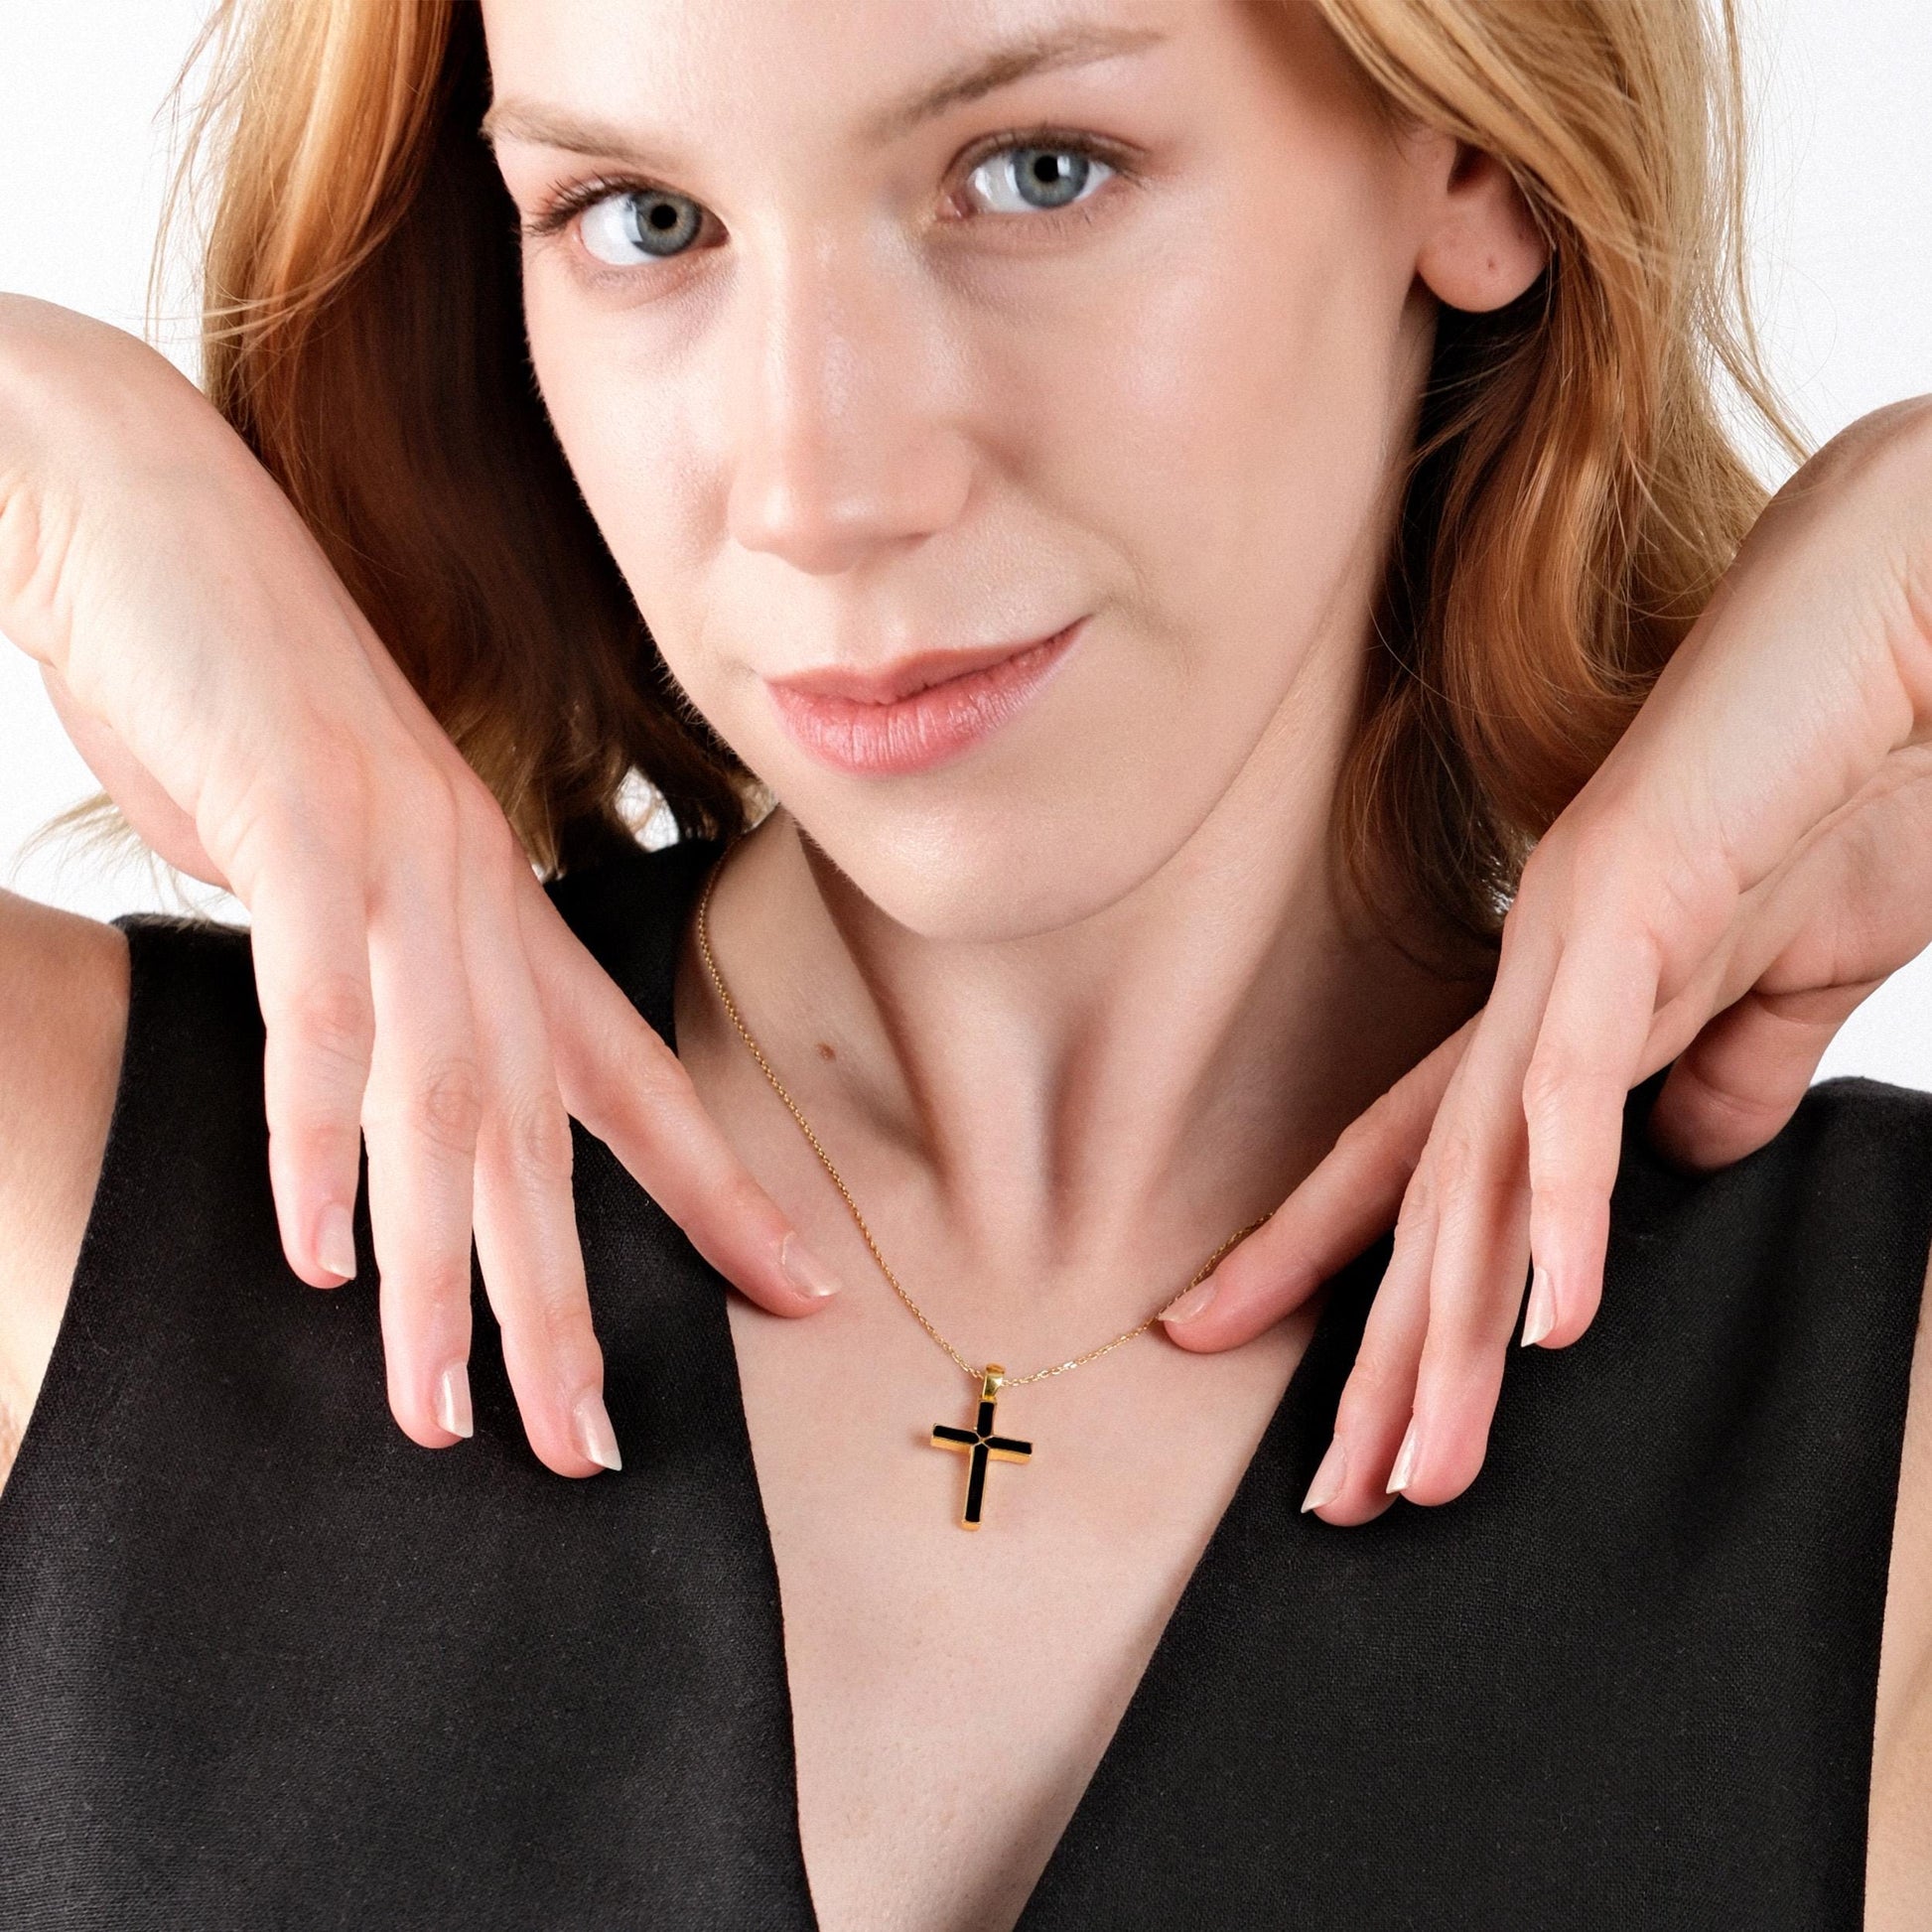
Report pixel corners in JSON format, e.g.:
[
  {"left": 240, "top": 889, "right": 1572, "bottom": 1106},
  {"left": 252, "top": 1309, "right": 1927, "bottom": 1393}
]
[{"left": 724, "top": 233, "right": 974, "bottom": 577}]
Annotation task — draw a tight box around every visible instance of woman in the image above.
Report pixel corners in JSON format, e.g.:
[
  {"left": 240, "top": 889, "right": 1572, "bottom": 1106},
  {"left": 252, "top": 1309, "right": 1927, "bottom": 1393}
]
[
  {"left": 2, "top": 0, "right": 1930, "bottom": 1926},
  {"left": 5, "top": 13, "right": 1932, "bottom": 1512}
]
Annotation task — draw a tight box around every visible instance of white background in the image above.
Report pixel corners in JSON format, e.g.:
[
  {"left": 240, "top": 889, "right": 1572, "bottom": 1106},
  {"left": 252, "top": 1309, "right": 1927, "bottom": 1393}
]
[{"left": 2, "top": 1, "right": 1929, "bottom": 1086}]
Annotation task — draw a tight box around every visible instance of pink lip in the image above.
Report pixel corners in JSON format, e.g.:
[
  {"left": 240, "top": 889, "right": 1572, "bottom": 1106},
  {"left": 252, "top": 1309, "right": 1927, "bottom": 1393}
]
[{"left": 765, "top": 619, "right": 1086, "bottom": 776}]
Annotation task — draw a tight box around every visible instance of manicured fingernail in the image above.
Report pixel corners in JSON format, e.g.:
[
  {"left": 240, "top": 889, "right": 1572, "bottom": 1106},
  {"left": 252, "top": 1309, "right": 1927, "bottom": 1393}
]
[
  {"left": 435, "top": 1361, "right": 474, "bottom": 1439},
  {"left": 779, "top": 1230, "right": 842, "bottom": 1299},
  {"left": 1162, "top": 1273, "right": 1218, "bottom": 1325},
  {"left": 574, "top": 1390, "right": 622, "bottom": 1471},
  {"left": 317, "top": 1202, "right": 357, "bottom": 1283},
  {"left": 1301, "top": 1437, "right": 1347, "bottom": 1513},
  {"left": 1387, "top": 1418, "right": 1422, "bottom": 1494},
  {"left": 1521, "top": 1263, "right": 1556, "bottom": 1347}
]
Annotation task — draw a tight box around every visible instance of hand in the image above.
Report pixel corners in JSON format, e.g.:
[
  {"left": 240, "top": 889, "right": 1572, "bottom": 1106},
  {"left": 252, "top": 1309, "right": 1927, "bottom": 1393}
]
[
  {"left": 0, "top": 297, "right": 843, "bottom": 1478},
  {"left": 1161, "top": 396, "right": 1932, "bottom": 1521}
]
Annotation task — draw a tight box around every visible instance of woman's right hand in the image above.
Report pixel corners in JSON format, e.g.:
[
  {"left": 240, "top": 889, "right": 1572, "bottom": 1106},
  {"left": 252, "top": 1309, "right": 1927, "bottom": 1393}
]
[
  {"left": 0, "top": 295, "right": 843, "bottom": 1478},
  {"left": 1160, "top": 395, "right": 1932, "bottom": 1519}
]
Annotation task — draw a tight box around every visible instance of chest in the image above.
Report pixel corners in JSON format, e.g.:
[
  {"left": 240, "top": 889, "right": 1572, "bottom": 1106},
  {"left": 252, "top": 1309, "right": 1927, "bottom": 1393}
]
[{"left": 725, "top": 1291, "right": 1316, "bottom": 1932}]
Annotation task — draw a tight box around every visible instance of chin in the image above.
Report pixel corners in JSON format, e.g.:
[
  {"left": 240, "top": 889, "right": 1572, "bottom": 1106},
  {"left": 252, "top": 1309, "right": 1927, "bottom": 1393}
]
[{"left": 778, "top": 789, "right": 1206, "bottom": 945}]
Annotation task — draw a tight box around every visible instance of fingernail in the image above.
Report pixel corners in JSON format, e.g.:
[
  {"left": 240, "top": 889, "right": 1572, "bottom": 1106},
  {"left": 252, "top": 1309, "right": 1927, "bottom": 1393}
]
[
  {"left": 779, "top": 1231, "right": 842, "bottom": 1300},
  {"left": 1521, "top": 1263, "right": 1557, "bottom": 1347},
  {"left": 435, "top": 1361, "right": 474, "bottom": 1439},
  {"left": 1162, "top": 1273, "right": 1219, "bottom": 1325},
  {"left": 317, "top": 1202, "right": 357, "bottom": 1283},
  {"left": 573, "top": 1389, "right": 622, "bottom": 1472},
  {"left": 1387, "top": 1418, "right": 1422, "bottom": 1494},
  {"left": 1301, "top": 1437, "right": 1347, "bottom": 1513}
]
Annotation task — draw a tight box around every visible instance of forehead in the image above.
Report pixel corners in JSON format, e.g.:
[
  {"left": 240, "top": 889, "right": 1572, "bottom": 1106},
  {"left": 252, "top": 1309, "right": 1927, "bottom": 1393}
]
[{"left": 480, "top": 0, "right": 1195, "bottom": 156}]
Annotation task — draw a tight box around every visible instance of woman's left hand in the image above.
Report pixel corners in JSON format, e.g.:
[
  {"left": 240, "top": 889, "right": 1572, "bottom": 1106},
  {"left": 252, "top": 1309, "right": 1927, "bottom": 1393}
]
[{"left": 1161, "top": 396, "right": 1932, "bottom": 1521}]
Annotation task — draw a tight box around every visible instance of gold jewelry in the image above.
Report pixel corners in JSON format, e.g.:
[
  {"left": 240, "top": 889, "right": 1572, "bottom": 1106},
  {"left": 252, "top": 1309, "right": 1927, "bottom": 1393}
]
[{"left": 693, "top": 838, "right": 1273, "bottom": 1530}]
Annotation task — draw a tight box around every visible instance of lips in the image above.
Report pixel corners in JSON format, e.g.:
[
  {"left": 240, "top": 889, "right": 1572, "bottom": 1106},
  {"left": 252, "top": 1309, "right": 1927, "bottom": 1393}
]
[{"left": 764, "top": 618, "right": 1086, "bottom": 777}]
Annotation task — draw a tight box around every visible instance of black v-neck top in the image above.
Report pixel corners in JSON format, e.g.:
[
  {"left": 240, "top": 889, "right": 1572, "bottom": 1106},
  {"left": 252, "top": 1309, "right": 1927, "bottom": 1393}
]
[{"left": 3, "top": 832, "right": 1931, "bottom": 1930}]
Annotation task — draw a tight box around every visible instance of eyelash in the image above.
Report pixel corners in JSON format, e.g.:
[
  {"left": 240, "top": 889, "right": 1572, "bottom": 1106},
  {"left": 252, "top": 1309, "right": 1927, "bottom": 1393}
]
[{"left": 521, "top": 126, "right": 1141, "bottom": 258}]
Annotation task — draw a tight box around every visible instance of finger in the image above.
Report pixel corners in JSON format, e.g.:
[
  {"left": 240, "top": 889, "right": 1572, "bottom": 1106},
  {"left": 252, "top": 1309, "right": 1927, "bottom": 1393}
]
[
  {"left": 242, "top": 816, "right": 376, "bottom": 1292},
  {"left": 460, "top": 827, "right": 617, "bottom": 1477},
  {"left": 1520, "top": 914, "right": 1665, "bottom": 1349},
  {"left": 1357, "top": 900, "right": 1566, "bottom": 1505},
  {"left": 359, "top": 812, "right": 485, "bottom": 1451},
  {"left": 1403, "top": 1159, "right": 1533, "bottom": 1504},
  {"left": 1160, "top": 1014, "right": 1475, "bottom": 1351},
  {"left": 1299, "top": 1154, "right": 1447, "bottom": 1526},
  {"left": 518, "top": 873, "right": 845, "bottom": 1316},
  {"left": 1393, "top": 986, "right": 1548, "bottom": 1503},
  {"left": 1647, "top": 976, "right": 1884, "bottom": 1172}
]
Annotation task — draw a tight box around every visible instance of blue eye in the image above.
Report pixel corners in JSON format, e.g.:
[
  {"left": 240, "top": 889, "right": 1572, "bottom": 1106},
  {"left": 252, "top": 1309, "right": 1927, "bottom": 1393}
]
[
  {"left": 964, "top": 142, "right": 1117, "bottom": 216},
  {"left": 563, "top": 134, "right": 1122, "bottom": 271},
  {"left": 579, "top": 189, "right": 705, "bottom": 265}
]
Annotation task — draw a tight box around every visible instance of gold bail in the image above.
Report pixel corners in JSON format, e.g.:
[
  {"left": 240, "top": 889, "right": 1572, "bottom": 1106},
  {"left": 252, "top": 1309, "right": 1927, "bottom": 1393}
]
[{"left": 980, "top": 1364, "right": 1007, "bottom": 1400}]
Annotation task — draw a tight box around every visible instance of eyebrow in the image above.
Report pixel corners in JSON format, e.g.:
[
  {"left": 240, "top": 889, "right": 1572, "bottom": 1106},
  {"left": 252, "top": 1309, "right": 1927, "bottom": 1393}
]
[{"left": 482, "top": 21, "right": 1168, "bottom": 162}]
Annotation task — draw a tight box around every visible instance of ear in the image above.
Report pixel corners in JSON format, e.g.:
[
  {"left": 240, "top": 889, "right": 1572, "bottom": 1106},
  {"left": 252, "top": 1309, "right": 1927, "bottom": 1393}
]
[{"left": 1415, "top": 144, "right": 1549, "bottom": 313}]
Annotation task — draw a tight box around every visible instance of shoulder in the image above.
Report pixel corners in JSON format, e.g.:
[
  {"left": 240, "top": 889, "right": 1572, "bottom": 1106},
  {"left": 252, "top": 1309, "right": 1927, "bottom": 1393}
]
[
  {"left": 1762, "top": 1072, "right": 1932, "bottom": 1320},
  {"left": 1765, "top": 1070, "right": 1932, "bottom": 1168},
  {"left": 1609, "top": 1070, "right": 1932, "bottom": 1391},
  {"left": 0, "top": 890, "right": 130, "bottom": 1486},
  {"left": 0, "top": 898, "right": 264, "bottom": 1496},
  {"left": 1789, "top": 1070, "right": 1932, "bottom": 1128},
  {"left": 1871, "top": 1223, "right": 1932, "bottom": 1922},
  {"left": 1621, "top": 1069, "right": 1932, "bottom": 1284},
  {"left": 1615, "top": 1070, "right": 1932, "bottom": 1911},
  {"left": 1785, "top": 1081, "right": 1932, "bottom": 1917}
]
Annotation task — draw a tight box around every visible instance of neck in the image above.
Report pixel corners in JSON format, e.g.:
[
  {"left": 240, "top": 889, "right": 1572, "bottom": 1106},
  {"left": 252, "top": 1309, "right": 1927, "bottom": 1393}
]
[{"left": 677, "top": 713, "right": 1483, "bottom": 1341}]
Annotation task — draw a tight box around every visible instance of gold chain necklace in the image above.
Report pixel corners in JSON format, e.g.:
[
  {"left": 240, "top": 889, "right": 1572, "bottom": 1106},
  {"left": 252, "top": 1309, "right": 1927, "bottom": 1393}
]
[{"left": 693, "top": 839, "right": 1273, "bottom": 1530}]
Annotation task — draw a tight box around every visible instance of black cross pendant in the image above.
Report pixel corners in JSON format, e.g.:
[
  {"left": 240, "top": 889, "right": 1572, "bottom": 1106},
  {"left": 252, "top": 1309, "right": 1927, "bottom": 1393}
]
[{"left": 929, "top": 1364, "right": 1033, "bottom": 1529}]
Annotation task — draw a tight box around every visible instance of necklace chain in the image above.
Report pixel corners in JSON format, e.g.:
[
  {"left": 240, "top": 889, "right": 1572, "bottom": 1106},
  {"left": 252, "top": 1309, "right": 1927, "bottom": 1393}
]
[{"left": 693, "top": 838, "right": 1273, "bottom": 1391}]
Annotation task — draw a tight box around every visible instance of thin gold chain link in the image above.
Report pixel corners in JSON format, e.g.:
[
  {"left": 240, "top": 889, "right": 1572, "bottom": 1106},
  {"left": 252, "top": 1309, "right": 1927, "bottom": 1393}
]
[{"left": 693, "top": 838, "right": 1273, "bottom": 1391}]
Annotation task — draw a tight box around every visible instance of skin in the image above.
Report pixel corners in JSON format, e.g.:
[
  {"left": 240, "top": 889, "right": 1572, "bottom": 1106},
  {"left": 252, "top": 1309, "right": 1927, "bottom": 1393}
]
[{"left": 0, "top": 0, "right": 1929, "bottom": 1925}]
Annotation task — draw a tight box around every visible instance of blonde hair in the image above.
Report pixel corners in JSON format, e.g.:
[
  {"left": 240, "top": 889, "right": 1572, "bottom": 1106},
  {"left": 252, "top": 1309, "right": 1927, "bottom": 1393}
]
[{"left": 165, "top": 0, "right": 1800, "bottom": 953}]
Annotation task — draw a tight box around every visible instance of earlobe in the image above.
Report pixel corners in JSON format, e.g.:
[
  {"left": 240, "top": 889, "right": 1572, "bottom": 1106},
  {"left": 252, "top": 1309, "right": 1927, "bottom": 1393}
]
[{"left": 1416, "top": 145, "right": 1550, "bottom": 314}]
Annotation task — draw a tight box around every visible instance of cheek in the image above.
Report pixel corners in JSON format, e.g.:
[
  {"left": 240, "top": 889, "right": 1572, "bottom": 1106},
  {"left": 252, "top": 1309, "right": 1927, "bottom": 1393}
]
[
  {"left": 522, "top": 275, "right": 713, "bottom": 634},
  {"left": 1019, "top": 170, "right": 1419, "bottom": 720}
]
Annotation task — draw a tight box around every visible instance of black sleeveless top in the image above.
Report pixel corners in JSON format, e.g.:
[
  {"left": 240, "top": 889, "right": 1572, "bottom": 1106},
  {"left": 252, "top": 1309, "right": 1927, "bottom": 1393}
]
[{"left": 3, "top": 833, "right": 1930, "bottom": 1930}]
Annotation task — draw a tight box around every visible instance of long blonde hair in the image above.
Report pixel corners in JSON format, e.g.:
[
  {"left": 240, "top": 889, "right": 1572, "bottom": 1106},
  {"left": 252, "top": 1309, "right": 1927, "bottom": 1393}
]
[{"left": 166, "top": 0, "right": 1801, "bottom": 956}]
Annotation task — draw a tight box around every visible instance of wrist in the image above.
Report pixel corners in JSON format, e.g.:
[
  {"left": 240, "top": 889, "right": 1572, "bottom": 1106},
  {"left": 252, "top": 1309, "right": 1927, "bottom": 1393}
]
[
  {"left": 0, "top": 298, "right": 173, "bottom": 677},
  {"left": 1795, "top": 395, "right": 1932, "bottom": 753},
  {"left": 0, "top": 302, "right": 50, "bottom": 663},
  {"left": 1889, "top": 396, "right": 1932, "bottom": 746},
  {"left": 0, "top": 297, "right": 95, "bottom": 673}
]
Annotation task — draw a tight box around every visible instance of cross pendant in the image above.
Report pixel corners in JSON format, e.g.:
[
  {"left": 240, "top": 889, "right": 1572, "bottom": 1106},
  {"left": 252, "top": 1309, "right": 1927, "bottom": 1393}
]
[{"left": 929, "top": 1364, "right": 1033, "bottom": 1529}]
